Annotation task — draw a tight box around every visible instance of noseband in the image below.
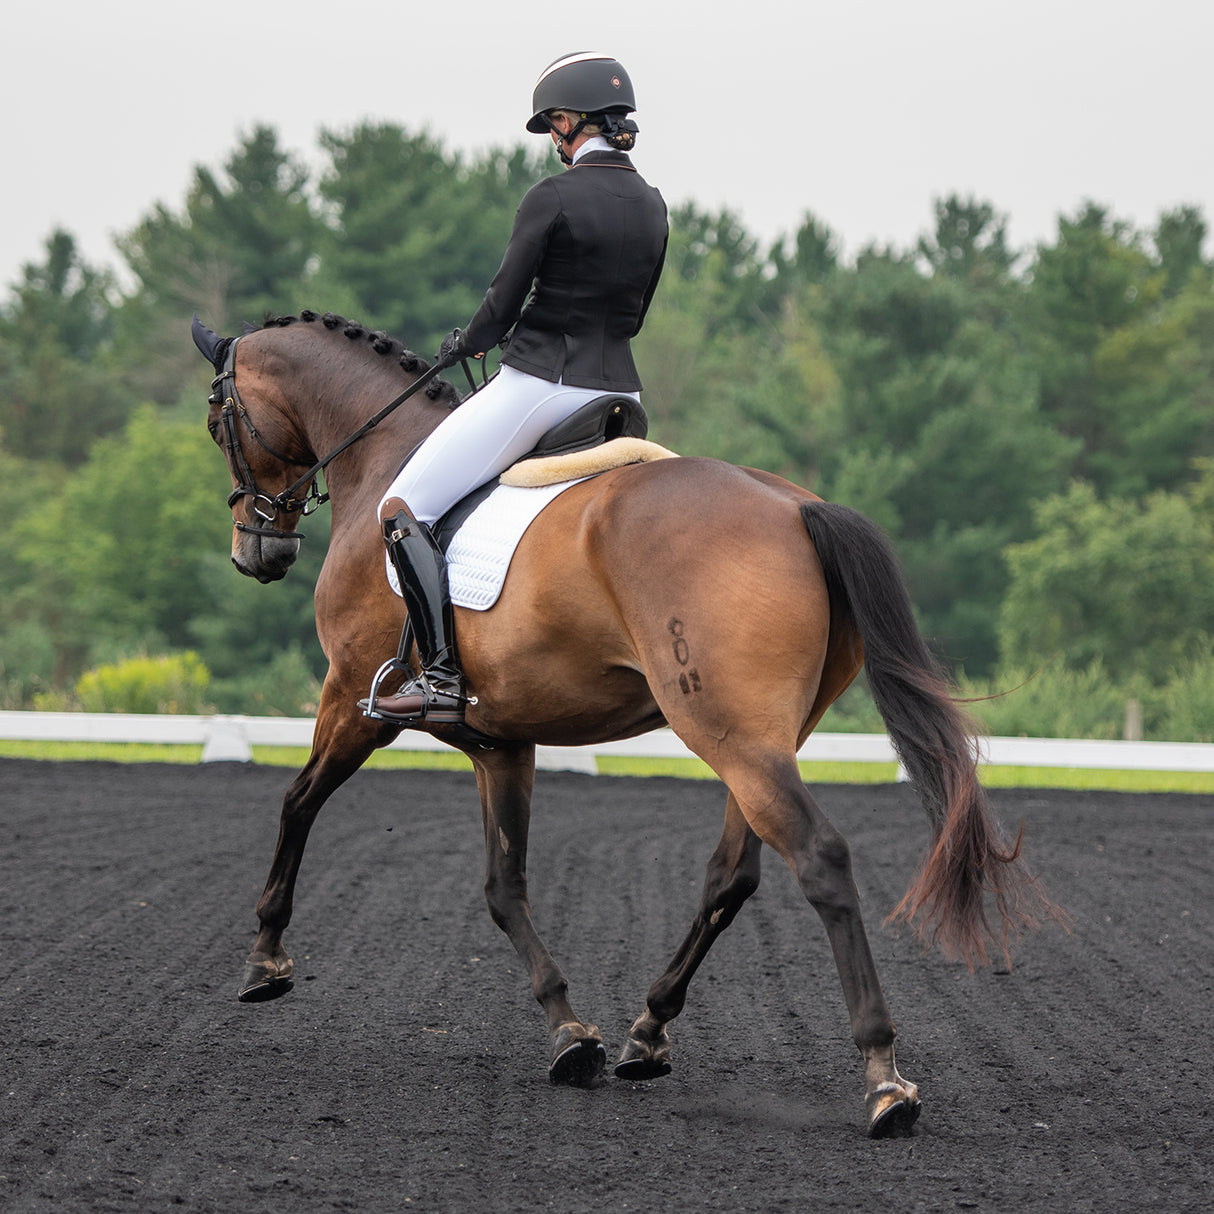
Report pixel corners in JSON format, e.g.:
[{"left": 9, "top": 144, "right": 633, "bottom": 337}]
[{"left": 209, "top": 337, "right": 326, "bottom": 540}]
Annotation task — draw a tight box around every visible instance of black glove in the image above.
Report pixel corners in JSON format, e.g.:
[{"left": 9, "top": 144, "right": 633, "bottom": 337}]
[{"left": 435, "top": 328, "right": 467, "bottom": 370}]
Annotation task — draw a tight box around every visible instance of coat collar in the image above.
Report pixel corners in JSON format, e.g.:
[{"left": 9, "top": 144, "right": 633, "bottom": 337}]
[{"left": 571, "top": 150, "right": 636, "bottom": 171}]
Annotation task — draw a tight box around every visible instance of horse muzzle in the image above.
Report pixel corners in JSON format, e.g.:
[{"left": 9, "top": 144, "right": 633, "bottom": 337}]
[{"left": 231, "top": 528, "right": 300, "bottom": 583}]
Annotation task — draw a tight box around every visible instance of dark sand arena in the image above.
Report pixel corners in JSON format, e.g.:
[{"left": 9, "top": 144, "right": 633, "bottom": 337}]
[{"left": 2, "top": 756, "right": 1210, "bottom": 1212}]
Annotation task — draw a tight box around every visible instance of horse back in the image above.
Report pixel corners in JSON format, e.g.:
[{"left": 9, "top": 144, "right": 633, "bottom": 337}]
[{"left": 454, "top": 457, "right": 847, "bottom": 748}]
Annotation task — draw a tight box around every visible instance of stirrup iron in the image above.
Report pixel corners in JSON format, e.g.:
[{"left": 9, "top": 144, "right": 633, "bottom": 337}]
[{"left": 361, "top": 657, "right": 412, "bottom": 721}]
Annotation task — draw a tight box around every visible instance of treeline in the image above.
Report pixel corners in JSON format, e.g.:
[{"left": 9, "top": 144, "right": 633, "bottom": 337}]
[{"left": 2, "top": 124, "right": 1212, "bottom": 739}]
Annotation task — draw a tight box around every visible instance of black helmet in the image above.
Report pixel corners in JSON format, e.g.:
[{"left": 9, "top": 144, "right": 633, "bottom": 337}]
[{"left": 526, "top": 52, "right": 636, "bottom": 134}]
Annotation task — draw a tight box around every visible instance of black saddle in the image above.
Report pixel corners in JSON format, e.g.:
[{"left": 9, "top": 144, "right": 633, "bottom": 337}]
[
  {"left": 432, "top": 394, "right": 647, "bottom": 552},
  {"left": 522, "top": 394, "right": 647, "bottom": 457}
]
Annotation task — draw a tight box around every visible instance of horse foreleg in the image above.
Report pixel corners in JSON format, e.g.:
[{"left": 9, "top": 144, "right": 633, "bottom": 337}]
[
  {"left": 616, "top": 793, "right": 762, "bottom": 1080},
  {"left": 472, "top": 743, "right": 606, "bottom": 1086},
  {"left": 240, "top": 707, "right": 389, "bottom": 1002}
]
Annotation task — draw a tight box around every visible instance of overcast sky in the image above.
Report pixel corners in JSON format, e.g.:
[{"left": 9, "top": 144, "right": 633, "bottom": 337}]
[{"left": 5, "top": 0, "right": 1212, "bottom": 294}]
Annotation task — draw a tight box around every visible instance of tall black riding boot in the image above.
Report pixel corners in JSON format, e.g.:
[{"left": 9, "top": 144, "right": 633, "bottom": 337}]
[{"left": 366, "top": 509, "right": 465, "bottom": 724}]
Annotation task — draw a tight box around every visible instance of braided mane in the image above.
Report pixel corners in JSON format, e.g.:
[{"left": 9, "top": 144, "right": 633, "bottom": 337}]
[{"left": 262, "top": 311, "right": 462, "bottom": 407}]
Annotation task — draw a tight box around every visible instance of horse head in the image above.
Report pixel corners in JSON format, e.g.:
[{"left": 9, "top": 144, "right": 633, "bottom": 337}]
[{"left": 192, "top": 315, "right": 310, "bottom": 583}]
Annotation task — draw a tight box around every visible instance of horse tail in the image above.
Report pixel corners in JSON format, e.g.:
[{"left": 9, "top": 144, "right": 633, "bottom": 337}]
[{"left": 800, "top": 499, "right": 1063, "bottom": 968}]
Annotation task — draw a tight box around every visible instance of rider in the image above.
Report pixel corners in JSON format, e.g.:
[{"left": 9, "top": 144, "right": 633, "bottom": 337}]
[{"left": 364, "top": 51, "right": 669, "bottom": 726}]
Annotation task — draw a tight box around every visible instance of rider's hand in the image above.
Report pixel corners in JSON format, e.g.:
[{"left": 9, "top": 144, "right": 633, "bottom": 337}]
[{"left": 435, "top": 328, "right": 467, "bottom": 370}]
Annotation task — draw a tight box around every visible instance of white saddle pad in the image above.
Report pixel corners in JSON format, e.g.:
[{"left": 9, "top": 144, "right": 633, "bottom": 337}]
[{"left": 385, "top": 479, "right": 586, "bottom": 611}]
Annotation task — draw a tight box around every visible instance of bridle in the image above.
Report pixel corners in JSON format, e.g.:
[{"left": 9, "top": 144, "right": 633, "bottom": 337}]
[
  {"left": 209, "top": 335, "right": 454, "bottom": 542},
  {"left": 208, "top": 337, "right": 325, "bottom": 540}
]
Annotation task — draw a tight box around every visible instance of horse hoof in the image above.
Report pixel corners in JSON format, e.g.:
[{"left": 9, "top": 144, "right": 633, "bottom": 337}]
[
  {"left": 613, "top": 1056, "right": 673, "bottom": 1081},
  {"left": 614, "top": 1022, "right": 672, "bottom": 1081},
  {"left": 866, "top": 1083, "right": 922, "bottom": 1138},
  {"left": 548, "top": 1023, "right": 607, "bottom": 1087},
  {"left": 237, "top": 958, "right": 295, "bottom": 1003}
]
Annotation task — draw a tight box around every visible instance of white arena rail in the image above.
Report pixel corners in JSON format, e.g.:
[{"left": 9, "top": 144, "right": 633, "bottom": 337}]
[{"left": 3, "top": 710, "right": 1214, "bottom": 775}]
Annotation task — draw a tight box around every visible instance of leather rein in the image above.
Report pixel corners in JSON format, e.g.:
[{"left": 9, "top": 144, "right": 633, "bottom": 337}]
[{"left": 209, "top": 335, "right": 450, "bottom": 541}]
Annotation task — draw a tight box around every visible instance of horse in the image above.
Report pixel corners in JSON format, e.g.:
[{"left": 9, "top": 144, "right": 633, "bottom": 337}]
[{"left": 191, "top": 309, "right": 1059, "bottom": 1138}]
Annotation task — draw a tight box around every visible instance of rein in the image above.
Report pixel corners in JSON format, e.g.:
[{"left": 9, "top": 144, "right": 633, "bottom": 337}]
[{"left": 211, "top": 336, "right": 449, "bottom": 541}]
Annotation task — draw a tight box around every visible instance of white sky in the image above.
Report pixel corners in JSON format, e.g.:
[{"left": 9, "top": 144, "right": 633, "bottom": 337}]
[{"left": 4, "top": 0, "right": 1212, "bottom": 293}]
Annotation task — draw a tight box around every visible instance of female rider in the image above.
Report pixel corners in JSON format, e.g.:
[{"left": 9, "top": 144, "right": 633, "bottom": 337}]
[{"left": 364, "top": 51, "right": 669, "bottom": 726}]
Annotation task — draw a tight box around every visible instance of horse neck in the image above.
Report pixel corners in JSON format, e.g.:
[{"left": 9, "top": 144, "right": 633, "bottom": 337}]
[{"left": 270, "top": 335, "right": 449, "bottom": 518}]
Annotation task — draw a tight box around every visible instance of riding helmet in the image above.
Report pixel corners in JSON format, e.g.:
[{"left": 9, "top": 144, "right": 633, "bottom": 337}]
[{"left": 526, "top": 52, "right": 636, "bottom": 133}]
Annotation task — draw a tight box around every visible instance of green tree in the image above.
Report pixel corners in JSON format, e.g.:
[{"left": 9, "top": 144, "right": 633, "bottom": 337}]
[
  {"left": 16, "top": 406, "right": 230, "bottom": 672},
  {"left": 11, "top": 124, "right": 1214, "bottom": 728},
  {"left": 0, "top": 440, "right": 64, "bottom": 703},
  {"left": 1023, "top": 202, "right": 1214, "bottom": 496},
  {"left": 116, "top": 126, "right": 319, "bottom": 402},
  {"left": 768, "top": 212, "right": 840, "bottom": 296},
  {"left": 313, "top": 125, "right": 548, "bottom": 352},
  {"left": 918, "top": 195, "right": 1015, "bottom": 286},
  {"left": 186, "top": 540, "right": 328, "bottom": 713},
  {"left": 1023, "top": 203, "right": 1163, "bottom": 494},
  {"left": 659, "top": 203, "right": 771, "bottom": 338},
  {"left": 812, "top": 247, "right": 1073, "bottom": 668},
  {"left": 722, "top": 292, "right": 844, "bottom": 489},
  {"left": 962, "top": 660, "right": 1134, "bottom": 741},
  {"left": 12, "top": 404, "right": 324, "bottom": 696},
  {"left": 634, "top": 206, "right": 839, "bottom": 472},
  {"left": 1154, "top": 205, "right": 1208, "bottom": 297},
  {"left": 120, "top": 125, "right": 316, "bottom": 326},
  {"left": 0, "top": 231, "right": 127, "bottom": 463},
  {"left": 1088, "top": 279, "right": 1214, "bottom": 494},
  {"left": 998, "top": 473, "right": 1214, "bottom": 683}
]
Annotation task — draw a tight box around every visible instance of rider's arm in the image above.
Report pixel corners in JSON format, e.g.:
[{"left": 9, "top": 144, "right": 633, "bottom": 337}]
[{"left": 460, "top": 179, "right": 560, "bottom": 357}]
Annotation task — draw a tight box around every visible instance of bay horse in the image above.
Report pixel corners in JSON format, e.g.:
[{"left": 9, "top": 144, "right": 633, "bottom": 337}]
[{"left": 192, "top": 309, "right": 1058, "bottom": 1138}]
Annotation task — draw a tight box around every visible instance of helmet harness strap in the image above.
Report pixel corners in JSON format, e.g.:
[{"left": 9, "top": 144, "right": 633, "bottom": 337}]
[
  {"left": 542, "top": 112, "right": 639, "bottom": 165},
  {"left": 543, "top": 112, "right": 590, "bottom": 166}
]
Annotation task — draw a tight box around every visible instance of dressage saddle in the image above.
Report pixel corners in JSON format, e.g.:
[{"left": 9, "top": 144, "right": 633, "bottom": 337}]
[{"left": 432, "top": 394, "right": 648, "bottom": 551}]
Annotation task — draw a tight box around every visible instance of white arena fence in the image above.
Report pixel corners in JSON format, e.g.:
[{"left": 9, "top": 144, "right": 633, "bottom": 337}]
[{"left": 3, "top": 710, "right": 1214, "bottom": 776}]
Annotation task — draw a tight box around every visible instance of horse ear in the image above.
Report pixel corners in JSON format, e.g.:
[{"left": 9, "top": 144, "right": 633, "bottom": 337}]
[{"left": 191, "top": 314, "right": 231, "bottom": 370}]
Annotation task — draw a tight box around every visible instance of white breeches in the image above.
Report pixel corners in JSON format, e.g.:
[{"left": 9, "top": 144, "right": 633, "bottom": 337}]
[{"left": 379, "top": 364, "right": 639, "bottom": 525}]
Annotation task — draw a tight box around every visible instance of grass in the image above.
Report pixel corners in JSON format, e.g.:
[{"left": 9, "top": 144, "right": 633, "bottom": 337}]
[
  {"left": 2, "top": 739, "right": 1213, "bottom": 793},
  {"left": 0, "top": 740, "right": 207, "bottom": 765}
]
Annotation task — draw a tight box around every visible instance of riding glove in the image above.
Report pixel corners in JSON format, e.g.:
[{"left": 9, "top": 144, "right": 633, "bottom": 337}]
[{"left": 435, "top": 328, "right": 469, "bottom": 370}]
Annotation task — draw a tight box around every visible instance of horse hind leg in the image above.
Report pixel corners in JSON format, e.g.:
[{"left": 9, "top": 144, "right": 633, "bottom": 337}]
[
  {"left": 473, "top": 742, "right": 606, "bottom": 1087},
  {"left": 719, "top": 752, "right": 920, "bottom": 1136},
  {"left": 616, "top": 792, "right": 763, "bottom": 1080}
]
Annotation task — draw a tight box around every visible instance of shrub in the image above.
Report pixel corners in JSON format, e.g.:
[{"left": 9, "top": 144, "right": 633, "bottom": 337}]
[
  {"left": 817, "top": 678, "right": 885, "bottom": 733},
  {"left": 208, "top": 645, "right": 322, "bottom": 716},
  {"left": 0, "top": 620, "right": 58, "bottom": 709},
  {"left": 1155, "top": 643, "right": 1214, "bottom": 742},
  {"left": 960, "top": 661, "right": 1135, "bottom": 740},
  {"left": 74, "top": 652, "right": 211, "bottom": 714}
]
